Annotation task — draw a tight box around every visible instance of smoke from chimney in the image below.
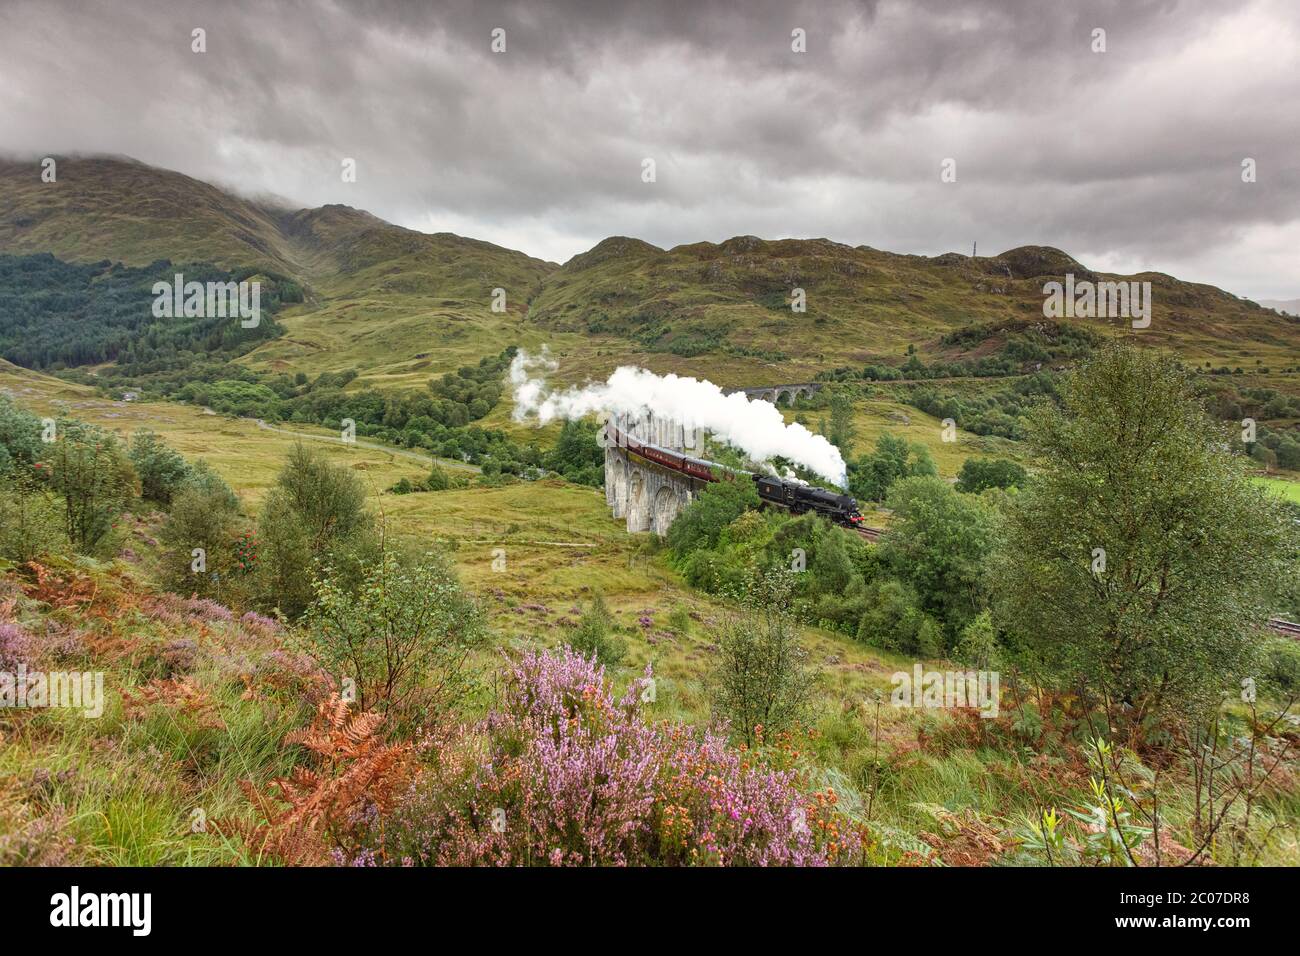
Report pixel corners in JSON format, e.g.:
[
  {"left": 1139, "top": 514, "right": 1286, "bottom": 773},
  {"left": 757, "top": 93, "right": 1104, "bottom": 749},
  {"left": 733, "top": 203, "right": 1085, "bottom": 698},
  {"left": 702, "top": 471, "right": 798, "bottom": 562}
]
[{"left": 509, "top": 350, "right": 848, "bottom": 488}]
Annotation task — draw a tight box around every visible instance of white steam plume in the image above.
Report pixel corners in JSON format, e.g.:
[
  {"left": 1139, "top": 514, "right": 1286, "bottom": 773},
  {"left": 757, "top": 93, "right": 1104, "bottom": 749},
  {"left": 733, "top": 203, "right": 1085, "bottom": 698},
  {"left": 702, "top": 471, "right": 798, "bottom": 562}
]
[{"left": 510, "top": 349, "right": 848, "bottom": 488}]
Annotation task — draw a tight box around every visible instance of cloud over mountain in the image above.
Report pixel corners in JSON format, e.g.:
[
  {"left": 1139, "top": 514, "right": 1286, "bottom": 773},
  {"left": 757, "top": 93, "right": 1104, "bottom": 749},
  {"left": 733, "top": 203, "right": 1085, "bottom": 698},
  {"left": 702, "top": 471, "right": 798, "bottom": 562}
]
[{"left": 1, "top": 0, "right": 1296, "bottom": 296}]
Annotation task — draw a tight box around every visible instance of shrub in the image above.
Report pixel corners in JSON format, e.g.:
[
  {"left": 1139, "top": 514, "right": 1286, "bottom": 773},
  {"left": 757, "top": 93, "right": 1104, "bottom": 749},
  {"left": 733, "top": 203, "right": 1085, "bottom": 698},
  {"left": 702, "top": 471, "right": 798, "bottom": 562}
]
[
  {"left": 710, "top": 577, "right": 816, "bottom": 748},
  {"left": 666, "top": 478, "right": 759, "bottom": 558},
  {"left": 953, "top": 610, "right": 999, "bottom": 668},
  {"left": 305, "top": 547, "right": 484, "bottom": 721},
  {"left": 0, "top": 395, "right": 44, "bottom": 476},
  {"left": 993, "top": 341, "right": 1295, "bottom": 719},
  {"left": 666, "top": 605, "right": 692, "bottom": 636},
  {"left": 44, "top": 419, "right": 136, "bottom": 552},
  {"left": 881, "top": 476, "right": 999, "bottom": 638},
  {"left": 424, "top": 463, "right": 450, "bottom": 491},
  {"left": 182, "top": 460, "right": 238, "bottom": 511},
  {"left": 857, "top": 578, "right": 943, "bottom": 657},
  {"left": 256, "top": 444, "right": 373, "bottom": 618},
  {"left": 269, "top": 443, "right": 369, "bottom": 545},
  {"left": 544, "top": 419, "right": 604, "bottom": 486},
  {"left": 1260, "top": 638, "right": 1300, "bottom": 698},
  {"left": 128, "top": 429, "right": 193, "bottom": 504},
  {"left": 679, "top": 547, "right": 745, "bottom": 594},
  {"left": 848, "top": 432, "right": 937, "bottom": 502},
  {"left": 808, "top": 522, "right": 856, "bottom": 594},
  {"left": 955, "top": 457, "right": 1027, "bottom": 494},
  {"left": 809, "top": 576, "right": 871, "bottom": 633},
  {"left": 159, "top": 476, "right": 242, "bottom": 597},
  {"left": 255, "top": 491, "right": 316, "bottom": 618},
  {"left": 566, "top": 593, "right": 626, "bottom": 666},
  {"left": 0, "top": 476, "right": 65, "bottom": 562}
]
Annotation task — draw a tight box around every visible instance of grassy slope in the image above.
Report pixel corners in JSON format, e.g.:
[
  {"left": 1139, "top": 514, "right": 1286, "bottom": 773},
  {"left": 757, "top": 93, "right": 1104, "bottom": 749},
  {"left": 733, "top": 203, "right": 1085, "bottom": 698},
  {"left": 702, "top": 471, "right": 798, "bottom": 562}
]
[
  {"left": 1256, "top": 475, "right": 1300, "bottom": 504},
  {"left": 0, "top": 358, "right": 899, "bottom": 713},
  {"left": 237, "top": 204, "right": 563, "bottom": 387},
  {"left": 0, "top": 361, "right": 916, "bottom": 866},
  {"left": 0, "top": 360, "right": 429, "bottom": 503},
  {"left": 0, "top": 156, "right": 298, "bottom": 274},
  {"left": 5, "top": 365, "right": 1299, "bottom": 864},
  {"left": 2, "top": 157, "right": 1298, "bottom": 865}
]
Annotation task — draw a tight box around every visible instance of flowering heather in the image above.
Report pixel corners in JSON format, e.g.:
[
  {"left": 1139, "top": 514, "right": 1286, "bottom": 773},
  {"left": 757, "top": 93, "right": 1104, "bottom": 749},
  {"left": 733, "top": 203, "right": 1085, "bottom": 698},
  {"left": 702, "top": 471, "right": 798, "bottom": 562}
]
[
  {"left": 40, "top": 621, "right": 85, "bottom": 661},
  {"left": 245, "top": 648, "right": 336, "bottom": 703},
  {"left": 159, "top": 638, "right": 199, "bottom": 675},
  {"left": 141, "top": 593, "right": 235, "bottom": 625},
  {"left": 140, "top": 593, "right": 190, "bottom": 626},
  {"left": 365, "top": 648, "right": 838, "bottom": 866},
  {"left": 0, "top": 802, "right": 77, "bottom": 867},
  {"left": 186, "top": 597, "right": 234, "bottom": 623},
  {"left": 0, "top": 621, "right": 34, "bottom": 671},
  {"left": 239, "top": 611, "right": 282, "bottom": 637}
]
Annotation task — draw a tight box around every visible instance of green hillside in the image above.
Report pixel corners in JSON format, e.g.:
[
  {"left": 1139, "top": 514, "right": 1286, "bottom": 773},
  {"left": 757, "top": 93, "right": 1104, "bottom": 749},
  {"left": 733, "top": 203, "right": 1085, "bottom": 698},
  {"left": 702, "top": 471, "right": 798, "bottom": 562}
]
[
  {"left": 3, "top": 155, "right": 1298, "bottom": 396},
  {"left": 0, "top": 156, "right": 561, "bottom": 387},
  {"left": 529, "top": 234, "right": 1300, "bottom": 382},
  {"left": 0, "top": 156, "right": 298, "bottom": 273},
  {"left": 1, "top": 155, "right": 1297, "bottom": 472}
]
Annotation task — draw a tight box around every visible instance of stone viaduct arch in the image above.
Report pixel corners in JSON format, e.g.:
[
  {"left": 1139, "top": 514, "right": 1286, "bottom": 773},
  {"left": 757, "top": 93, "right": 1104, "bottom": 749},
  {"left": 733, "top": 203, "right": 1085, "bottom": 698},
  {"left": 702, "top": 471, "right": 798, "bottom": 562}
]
[
  {"left": 603, "top": 414, "right": 701, "bottom": 537},
  {"left": 653, "top": 485, "right": 682, "bottom": 532},
  {"left": 722, "top": 383, "right": 824, "bottom": 406}
]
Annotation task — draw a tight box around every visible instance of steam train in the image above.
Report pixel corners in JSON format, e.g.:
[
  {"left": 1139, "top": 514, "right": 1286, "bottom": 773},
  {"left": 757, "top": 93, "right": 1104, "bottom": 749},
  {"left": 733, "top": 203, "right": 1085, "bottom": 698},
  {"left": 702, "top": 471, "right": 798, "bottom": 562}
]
[{"left": 606, "top": 425, "right": 864, "bottom": 529}]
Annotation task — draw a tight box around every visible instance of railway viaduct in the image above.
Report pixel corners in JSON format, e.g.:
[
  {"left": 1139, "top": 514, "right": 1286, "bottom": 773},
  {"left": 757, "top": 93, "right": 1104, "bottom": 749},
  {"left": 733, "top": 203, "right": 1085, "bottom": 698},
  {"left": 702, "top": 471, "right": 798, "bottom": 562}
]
[
  {"left": 721, "top": 382, "right": 823, "bottom": 405},
  {"left": 604, "top": 412, "right": 706, "bottom": 536},
  {"left": 603, "top": 385, "right": 822, "bottom": 536}
]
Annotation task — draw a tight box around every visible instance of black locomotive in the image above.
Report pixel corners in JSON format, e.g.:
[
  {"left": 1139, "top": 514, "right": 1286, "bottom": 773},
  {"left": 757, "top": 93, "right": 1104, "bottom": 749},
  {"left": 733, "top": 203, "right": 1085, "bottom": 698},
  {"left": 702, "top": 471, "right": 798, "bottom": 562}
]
[
  {"left": 753, "top": 474, "right": 864, "bottom": 528},
  {"left": 606, "top": 423, "right": 865, "bottom": 529}
]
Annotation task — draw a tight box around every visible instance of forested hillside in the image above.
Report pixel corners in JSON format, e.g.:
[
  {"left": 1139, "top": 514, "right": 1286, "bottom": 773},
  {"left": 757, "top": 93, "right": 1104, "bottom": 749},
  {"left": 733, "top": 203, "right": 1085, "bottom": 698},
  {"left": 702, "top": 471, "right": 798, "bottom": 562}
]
[{"left": 0, "top": 253, "right": 294, "bottom": 370}]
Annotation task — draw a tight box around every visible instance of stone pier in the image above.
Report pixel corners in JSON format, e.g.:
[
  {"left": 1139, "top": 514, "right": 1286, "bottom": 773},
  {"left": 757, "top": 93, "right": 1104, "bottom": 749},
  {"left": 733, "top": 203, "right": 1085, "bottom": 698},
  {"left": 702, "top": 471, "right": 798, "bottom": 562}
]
[{"left": 603, "top": 412, "right": 701, "bottom": 537}]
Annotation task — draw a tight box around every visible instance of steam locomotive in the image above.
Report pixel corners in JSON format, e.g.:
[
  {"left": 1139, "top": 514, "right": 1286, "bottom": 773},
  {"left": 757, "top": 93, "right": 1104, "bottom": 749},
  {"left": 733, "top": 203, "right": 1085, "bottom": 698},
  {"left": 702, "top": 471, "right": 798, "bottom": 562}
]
[
  {"left": 751, "top": 474, "right": 864, "bottom": 527},
  {"left": 606, "top": 425, "right": 864, "bottom": 529}
]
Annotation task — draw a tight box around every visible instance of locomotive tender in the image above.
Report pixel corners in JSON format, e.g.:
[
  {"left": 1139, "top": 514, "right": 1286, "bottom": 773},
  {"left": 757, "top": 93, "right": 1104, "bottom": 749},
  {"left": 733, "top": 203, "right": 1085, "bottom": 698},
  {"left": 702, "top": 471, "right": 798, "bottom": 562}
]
[{"left": 606, "top": 424, "right": 864, "bottom": 529}]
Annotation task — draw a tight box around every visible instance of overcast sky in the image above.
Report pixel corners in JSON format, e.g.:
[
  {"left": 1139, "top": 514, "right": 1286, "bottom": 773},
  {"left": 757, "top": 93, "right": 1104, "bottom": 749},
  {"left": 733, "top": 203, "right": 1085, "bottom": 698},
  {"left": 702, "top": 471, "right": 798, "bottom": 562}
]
[{"left": 1, "top": 0, "right": 1296, "bottom": 298}]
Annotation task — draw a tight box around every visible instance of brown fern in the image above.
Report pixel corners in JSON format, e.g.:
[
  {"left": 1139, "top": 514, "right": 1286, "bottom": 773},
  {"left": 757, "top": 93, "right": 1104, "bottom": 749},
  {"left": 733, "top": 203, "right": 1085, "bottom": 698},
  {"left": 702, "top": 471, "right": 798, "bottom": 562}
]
[
  {"left": 121, "top": 677, "right": 225, "bottom": 730},
  {"left": 225, "top": 694, "right": 411, "bottom": 865},
  {"left": 23, "top": 562, "right": 100, "bottom": 609}
]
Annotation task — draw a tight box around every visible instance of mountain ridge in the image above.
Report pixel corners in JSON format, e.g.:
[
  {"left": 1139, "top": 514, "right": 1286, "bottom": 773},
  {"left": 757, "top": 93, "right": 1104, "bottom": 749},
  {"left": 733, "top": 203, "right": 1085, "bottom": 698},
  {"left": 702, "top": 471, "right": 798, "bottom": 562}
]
[{"left": 1, "top": 155, "right": 1296, "bottom": 389}]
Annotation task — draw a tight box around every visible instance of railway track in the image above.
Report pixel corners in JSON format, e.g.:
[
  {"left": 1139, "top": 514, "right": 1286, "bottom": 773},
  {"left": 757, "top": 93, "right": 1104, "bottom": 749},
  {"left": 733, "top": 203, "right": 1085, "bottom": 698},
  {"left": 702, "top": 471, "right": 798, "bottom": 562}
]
[{"left": 1271, "top": 618, "right": 1300, "bottom": 640}]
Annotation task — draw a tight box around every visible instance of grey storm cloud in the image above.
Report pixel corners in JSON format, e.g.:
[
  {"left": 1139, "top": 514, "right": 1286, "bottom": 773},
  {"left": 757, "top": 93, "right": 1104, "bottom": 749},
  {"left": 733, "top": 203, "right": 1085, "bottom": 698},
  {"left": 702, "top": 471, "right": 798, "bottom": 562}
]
[{"left": 0, "top": 0, "right": 1296, "bottom": 296}]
